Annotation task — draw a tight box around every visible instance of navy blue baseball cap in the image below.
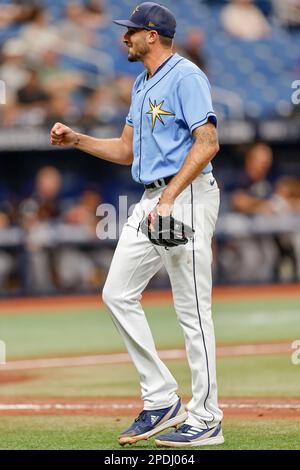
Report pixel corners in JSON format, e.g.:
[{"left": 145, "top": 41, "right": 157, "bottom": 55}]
[{"left": 113, "top": 2, "right": 176, "bottom": 38}]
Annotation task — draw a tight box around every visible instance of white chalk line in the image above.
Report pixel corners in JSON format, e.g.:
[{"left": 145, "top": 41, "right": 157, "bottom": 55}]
[
  {"left": 0, "top": 343, "right": 292, "bottom": 371},
  {"left": 0, "top": 402, "right": 299, "bottom": 412}
]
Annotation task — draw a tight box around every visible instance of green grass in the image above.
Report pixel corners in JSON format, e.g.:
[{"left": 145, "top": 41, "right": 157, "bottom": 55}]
[
  {"left": 1, "top": 295, "right": 300, "bottom": 451},
  {"left": 1, "top": 355, "right": 299, "bottom": 398},
  {"left": 0, "top": 416, "right": 299, "bottom": 450},
  {"left": 1, "top": 297, "right": 300, "bottom": 359}
]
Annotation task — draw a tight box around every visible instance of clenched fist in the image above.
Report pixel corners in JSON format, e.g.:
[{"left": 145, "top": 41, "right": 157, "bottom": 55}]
[{"left": 50, "top": 122, "right": 78, "bottom": 147}]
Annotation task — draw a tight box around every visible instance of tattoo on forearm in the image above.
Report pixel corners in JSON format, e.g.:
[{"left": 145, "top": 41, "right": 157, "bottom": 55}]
[
  {"left": 74, "top": 134, "right": 80, "bottom": 146},
  {"left": 193, "top": 124, "right": 218, "bottom": 146}
]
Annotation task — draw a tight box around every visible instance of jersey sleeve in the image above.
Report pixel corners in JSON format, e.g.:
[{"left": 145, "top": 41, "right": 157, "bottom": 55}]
[
  {"left": 177, "top": 73, "right": 217, "bottom": 133},
  {"left": 126, "top": 103, "right": 134, "bottom": 128}
]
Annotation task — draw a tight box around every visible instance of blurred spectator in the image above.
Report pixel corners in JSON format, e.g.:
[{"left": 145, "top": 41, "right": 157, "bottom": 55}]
[
  {"left": 19, "top": 167, "right": 63, "bottom": 293},
  {"left": 83, "top": 76, "right": 133, "bottom": 126},
  {"left": 63, "top": 190, "right": 101, "bottom": 234},
  {"left": 84, "top": 0, "right": 108, "bottom": 27},
  {"left": 221, "top": 0, "right": 271, "bottom": 40},
  {"left": 221, "top": 145, "right": 300, "bottom": 283},
  {"left": 34, "top": 166, "right": 62, "bottom": 217},
  {"left": 19, "top": 166, "right": 63, "bottom": 230},
  {"left": 56, "top": 190, "right": 105, "bottom": 290},
  {"left": 269, "top": 177, "right": 300, "bottom": 282},
  {"left": 270, "top": 177, "right": 300, "bottom": 214},
  {"left": 0, "top": 39, "right": 29, "bottom": 101},
  {"left": 19, "top": 3, "right": 111, "bottom": 77},
  {"left": 59, "top": 3, "right": 98, "bottom": 49},
  {"left": 0, "top": 212, "right": 15, "bottom": 293},
  {"left": 115, "top": 75, "right": 133, "bottom": 108},
  {"left": 55, "top": 1, "right": 112, "bottom": 79},
  {"left": 60, "top": 1, "right": 108, "bottom": 39},
  {"left": 20, "top": 7, "right": 61, "bottom": 60},
  {"left": 219, "top": 143, "right": 276, "bottom": 283},
  {"left": 16, "top": 69, "right": 50, "bottom": 127},
  {"left": 83, "top": 85, "right": 112, "bottom": 126},
  {"left": 231, "top": 143, "right": 274, "bottom": 214},
  {"left": 0, "top": 1, "right": 40, "bottom": 27},
  {"left": 46, "top": 93, "right": 80, "bottom": 127},
  {"left": 37, "top": 49, "right": 84, "bottom": 95},
  {"left": 175, "top": 28, "right": 207, "bottom": 72},
  {"left": 17, "top": 69, "right": 50, "bottom": 106},
  {"left": 0, "top": 39, "right": 30, "bottom": 126},
  {"left": 272, "top": 0, "right": 300, "bottom": 28},
  {"left": 0, "top": 4, "right": 20, "bottom": 28},
  {"left": 15, "top": 167, "right": 110, "bottom": 292}
]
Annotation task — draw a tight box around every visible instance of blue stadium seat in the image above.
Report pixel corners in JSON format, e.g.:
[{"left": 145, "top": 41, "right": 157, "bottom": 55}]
[{"left": 1, "top": 0, "right": 299, "bottom": 120}]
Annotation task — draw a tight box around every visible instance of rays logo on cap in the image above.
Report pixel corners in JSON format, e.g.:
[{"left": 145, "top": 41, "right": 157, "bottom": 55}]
[{"left": 131, "top": 5, "right": 140, "bottom": 16}]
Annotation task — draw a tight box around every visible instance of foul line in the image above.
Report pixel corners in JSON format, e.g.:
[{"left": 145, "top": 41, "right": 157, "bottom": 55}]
[
  {"left": 0, "top": 343, "right": 292, "bottom": 371},
  {"left": 0, "top": 402, "right": 299, "bottom": 412}
]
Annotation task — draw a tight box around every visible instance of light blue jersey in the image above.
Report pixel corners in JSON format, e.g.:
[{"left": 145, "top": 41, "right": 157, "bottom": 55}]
[{"left": 126, "top": 53, "right": 217, "bottom": 185}]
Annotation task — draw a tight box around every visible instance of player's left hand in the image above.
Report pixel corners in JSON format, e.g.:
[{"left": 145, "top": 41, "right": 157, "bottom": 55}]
[
  {"left": 156, "top": 186, "right": 175, "bottom": 216},
  {"left": 156, "top": 198, "right": 173, "bottom": 217},
  {"left": 140, "top": 205, "right": 194, "bottom": 248}
]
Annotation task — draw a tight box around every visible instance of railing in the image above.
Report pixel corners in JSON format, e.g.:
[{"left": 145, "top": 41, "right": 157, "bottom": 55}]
[{"left": 0, "top": 213, "right": 299, "bottom": 296}]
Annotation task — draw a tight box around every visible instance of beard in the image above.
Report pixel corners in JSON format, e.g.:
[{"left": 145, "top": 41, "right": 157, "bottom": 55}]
[
  {"left": 128, "top": 55, "right": 138, "bottom": 62},
  {"left": 127, "top": 42, "right": 150, "bottom": 62}
]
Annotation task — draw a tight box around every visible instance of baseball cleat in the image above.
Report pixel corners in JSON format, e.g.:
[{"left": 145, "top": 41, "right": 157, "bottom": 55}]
[
  {"left": 155, "top": 422, "right": 224, "bottom": 448},
  {"left": 118, "top": 397, "right": 187, "bottom": 445}
]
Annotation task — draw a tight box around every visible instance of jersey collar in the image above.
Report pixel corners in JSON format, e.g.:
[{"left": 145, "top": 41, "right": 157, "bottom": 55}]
[
  {"left": 146, "top": 54, "right": 174, "bottom": 80},
  {"left": 139, "top": 53, "right": 184, "bottom": 92}
]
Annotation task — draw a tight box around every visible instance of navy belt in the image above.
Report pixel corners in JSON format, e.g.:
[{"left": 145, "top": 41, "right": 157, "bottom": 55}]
[{"left": 144, "top": 175, "right": 175, "bottom": 190}]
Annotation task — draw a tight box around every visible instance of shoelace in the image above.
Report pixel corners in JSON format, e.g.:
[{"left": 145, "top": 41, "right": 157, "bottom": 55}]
[
  {"left": 135, "top": 410, "right": 148, "bottom": 422},
  {"left": 175, "top": 424, "right": 191, "bottom": 433}
]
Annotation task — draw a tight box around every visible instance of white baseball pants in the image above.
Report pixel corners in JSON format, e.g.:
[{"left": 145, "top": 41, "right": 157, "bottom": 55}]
[{"left": 102, "top": 173, "right": 223, "bottom": 428}]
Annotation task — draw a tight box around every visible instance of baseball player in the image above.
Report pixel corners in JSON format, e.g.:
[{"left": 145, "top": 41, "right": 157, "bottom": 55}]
[{"left": 50, "top": 2, "right": 224, "bottom": 448}]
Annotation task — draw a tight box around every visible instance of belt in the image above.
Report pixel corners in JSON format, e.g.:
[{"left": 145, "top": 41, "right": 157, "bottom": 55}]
[
  {"left": 144, "top": 170, "right": 212, "bottom": 190},
  {"left": 144, "top": 175, "right": 175, "bottom": 190}
]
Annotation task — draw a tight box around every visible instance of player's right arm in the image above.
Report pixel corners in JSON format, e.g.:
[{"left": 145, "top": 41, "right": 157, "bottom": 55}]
[{"left": 50, "top": 122, "right": 133, "bottom": 166}]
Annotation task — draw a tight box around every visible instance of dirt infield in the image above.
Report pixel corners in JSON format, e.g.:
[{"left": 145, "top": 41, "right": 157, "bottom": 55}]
[
  {"left": 0, "top": 397, "right": 299, "bottom": 420},
  {"left": 0, "top": 372, "right": 36, "bottom": 384},
  {"left": 0, "top": 283, "right": 299, "bottom": 313}
]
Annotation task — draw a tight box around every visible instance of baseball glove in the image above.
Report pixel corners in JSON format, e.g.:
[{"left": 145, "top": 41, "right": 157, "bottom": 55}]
[{"left": 140, "top": 206, "right": 194, "bottom": 248}]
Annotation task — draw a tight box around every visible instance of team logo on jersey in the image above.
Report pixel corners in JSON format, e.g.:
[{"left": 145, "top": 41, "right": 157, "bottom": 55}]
[{"left": 146, "top": 98, "right": 174, "bottom": 130}]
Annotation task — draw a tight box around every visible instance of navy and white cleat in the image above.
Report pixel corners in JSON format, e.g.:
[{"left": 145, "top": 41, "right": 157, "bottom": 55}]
[
  {"left": 155, "top": 422, "right": 224, "bottom": 448},
  {"left": 118, "top": 397, "right": 187, "bottom": 445}
]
